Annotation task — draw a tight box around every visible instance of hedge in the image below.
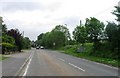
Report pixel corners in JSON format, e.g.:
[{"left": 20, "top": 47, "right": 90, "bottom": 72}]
[{"left": 2, "top": 42, "right": 17, "bottom": 54}]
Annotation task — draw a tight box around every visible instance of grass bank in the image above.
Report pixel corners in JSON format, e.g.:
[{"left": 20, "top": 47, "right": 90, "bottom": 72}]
[
  {"left": 58, "top": 43, "right": 119, "bottom": 67},
  {"left": 0, "top": 54, "right": 9, "bottom": 61}
]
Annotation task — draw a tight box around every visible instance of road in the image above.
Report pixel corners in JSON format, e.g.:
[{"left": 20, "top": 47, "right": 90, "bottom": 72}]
[
  {"left": 2, "top": 50, "right": 31, "bottom": 76},
  {"left": 19, "top": 49, "right": 119, "bottom": 77}
]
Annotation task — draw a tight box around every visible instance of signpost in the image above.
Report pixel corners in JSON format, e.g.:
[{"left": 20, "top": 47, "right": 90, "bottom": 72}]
[{"left": 53, "top": 42, "right": 55, "bottom": 46}]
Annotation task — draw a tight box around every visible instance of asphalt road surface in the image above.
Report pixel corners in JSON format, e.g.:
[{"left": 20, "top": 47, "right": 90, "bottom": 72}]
[
  {"left": 18, "top": 48, "right": 119, "bottom": 76},
  {"left": 22, "top": 49, "right": 118, "bottom": 76},
  {"left": 2, "top": 50, "right": 31, "bottom": 76}
]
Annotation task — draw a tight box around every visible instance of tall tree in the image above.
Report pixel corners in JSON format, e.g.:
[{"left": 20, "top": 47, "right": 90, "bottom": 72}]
[
  {"left": 112, "top": 5, "right": 120, "bottom": 54},
  {"left": 112, "top": 6, "right": 120, "bottom": 22},
  {"left": 106, "top": 22, "right": 117, "bottom": 42},
  {"left": 36, "top": 33, "right": 44, "bottom": 46},
  {"left": 105, "top": 22, "right": 118, "bottom": 51},
  {"left": 37, "top": 33, "right": 44, "bottom": 40},
  {"left": 40, "top": 30, "right": 66, "bottom": 49},
  {"left": 52, "top": 25, "right": 71, "bottom": 45},
  {"left": 73, "top": 25, "right": 87, "bottom": 45},
  {"left": 0, "top": 17, "right": 7, "bottom": 36},
  {"left": 85, "top": 17, "right": 104, "bottom": 51},
  {"left": 21, "top": 37, "right": 31, "bottom": 49},
  {"left": 41, "top": 32, "right": 52, "bottom": 48},
  {"left": 2, "top": 24, "right": 7, "bottom": 35},
  {"left": 51, "top": 31, "right": 66, "bottom": 48},
  {"left": 52, "top": 25, "right": 71, "bottom": 40},
  {"left": 7, "top": 29, "right": 22, "bottom": 52}
]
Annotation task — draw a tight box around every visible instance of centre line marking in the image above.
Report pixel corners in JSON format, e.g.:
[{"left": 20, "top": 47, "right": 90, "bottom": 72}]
[
  {"left": 58, "top": 58, "right": 65, "bottom": 62},
  {"left": 23, "top": 54, "right": 32, "bottom": 76},
  {"left": 68, "top": 63, "right": 85, "bottom": 72}
]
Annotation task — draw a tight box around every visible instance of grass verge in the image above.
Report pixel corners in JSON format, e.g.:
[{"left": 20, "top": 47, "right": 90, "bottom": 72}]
[
  {"left": 62, "top": 51, "right": 119, "bottom": 67},
  {"left": 0, "top": 54, "right": 9, "bottom": 61},
  {"left": 58, "top": 44, "right": 119, "bottom": 67}
]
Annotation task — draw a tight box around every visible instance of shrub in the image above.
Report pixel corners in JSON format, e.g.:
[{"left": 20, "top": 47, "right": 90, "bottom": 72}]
[{"left": 2, "top": 42, "right": 16, "bottom": 54}]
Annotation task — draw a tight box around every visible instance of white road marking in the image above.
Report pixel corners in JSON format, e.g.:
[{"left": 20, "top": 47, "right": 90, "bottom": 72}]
[
  {"left": 58, "top": 58, "right": 65, "bottom": 62},
  {"left": 14, "top": 52, "right": 33, "bottom": 76},
  {"left": 23, "top": 54, "right": 33, "bottom": 76},
  {"left": 68, "top": 63, "right": 85, "bottom": 72}
]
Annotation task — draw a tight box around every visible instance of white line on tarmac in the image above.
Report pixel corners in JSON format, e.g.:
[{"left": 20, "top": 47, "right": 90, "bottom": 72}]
[
  {"left": 58, "top": 58, "right": 65, "bottom": 62},
  {"left": 68, "top": 63, "right": 85, "bottom": 72},
  {"left": 23, "top": 54, "right": 32, "bottom": 76},
  {"left": 14, "top": 52, "right": 32, "bottom": 76}
]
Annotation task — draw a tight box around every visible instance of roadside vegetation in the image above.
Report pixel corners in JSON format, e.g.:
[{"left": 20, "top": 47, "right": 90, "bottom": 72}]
[
  {"left": 58, "top": 44, "right": 119, "bottom": 67},
  {"left": 36, "top": 5, "right": 120, "bottom": 67},
  {"left": 0, "top": 16, "right": 31, "bottom": 54},
  {"left": 0, "top": 54, "right": 9, "bottom": 61}
]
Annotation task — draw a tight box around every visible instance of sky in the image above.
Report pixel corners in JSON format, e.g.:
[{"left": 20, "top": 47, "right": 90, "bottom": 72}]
[{"left": 0, "top": 0, "right": 119, "bottom": 40}]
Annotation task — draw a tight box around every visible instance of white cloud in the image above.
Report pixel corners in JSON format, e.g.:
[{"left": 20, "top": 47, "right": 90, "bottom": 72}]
[{"left": 0, "top": 0, "right": 119, "bottom": 40}]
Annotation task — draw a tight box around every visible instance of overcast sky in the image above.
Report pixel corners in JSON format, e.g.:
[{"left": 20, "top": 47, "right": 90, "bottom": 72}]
[{"left": 0, "top": 0, "right": 119, "bottom": 40}]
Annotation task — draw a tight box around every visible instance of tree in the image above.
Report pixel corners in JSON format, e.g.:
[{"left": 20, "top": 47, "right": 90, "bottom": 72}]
[
  {"left": 0, "top": 17, "right": 16, "bottom": 54},
  {"left": 21, "top": 37, "right": 31, "bottom": 49},
  {"left": 37, "top": 33, "right": 44, "bottom": 40},
  {"left": 105, "top": 22, "right": 118, "bottom": 51},
  {"left": 1, "top": 16, "right": 31, "bottom": 53},
  {"left": 31, "top": 41, "right": 36, "bottom": 47},
  {"left": 2, "top": 24, "right": 7, "bottom": 34},
  {"left": 36, "top": 33, "right": 44, "bottom": 46},
  {"left": 7, "top": 29, "right": 22, "bottom": 52},
  {"left": 51, "top": 31, "right": 66, "bottom": 48},
  {"left": 40, "top": 32, "right": 51, "bottom": 48},
  {"left": 85, "top": 17, "right": 105, "bottom": 51},
  {"left": 73, "top": 25, "right": 87, "bottom": 45},
  {"left": 39, "top": 30, "right": 66, "bottom": 49},
  {"left": 0, "top": 16, "right": 7, "bottom": 36},
  {"left": 52, "top": 25, "right": 71, "bottom": 42},
  {"left": 112, "top": 6, "right": 120, "bottom": 55},
  {"left": 112, "top": 6, "right": 120, "bottom": 22},
  {"left": 2, "top": 35, "right": 15, "bottom": 44},
  {"left": 106, "top": 22, "right": 117, "bottom": 41},
  {"left": 38, "top": 25, "right": 71, "bottom": 48},
  {"left": 2, "top": 35, "right": 16, "bottom": 54}
]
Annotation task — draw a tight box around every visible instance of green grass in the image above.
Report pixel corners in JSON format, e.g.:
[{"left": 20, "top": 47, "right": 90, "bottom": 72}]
[
  {"left": 58, "top": 44, "right": 119, "bottom": 67},
  {"left": 0, "top": 54, "right": 9, "bottom": 61},
  {"left": 64, "top": 51, "right": 119, "bottom": 67}
]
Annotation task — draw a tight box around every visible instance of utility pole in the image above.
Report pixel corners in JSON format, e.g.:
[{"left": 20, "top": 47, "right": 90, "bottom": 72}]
[
  {"left": 64, "top": 24, "right": 68, "bottom": 46},
  {"left": 118, "top": 1, "right": 120, "bottom": 7},
  {"left": 80, "top": 20, "right": 82, "bottom": 26},
  {"left": 22, "top": 31, "right": 24, "bottom": 37}
]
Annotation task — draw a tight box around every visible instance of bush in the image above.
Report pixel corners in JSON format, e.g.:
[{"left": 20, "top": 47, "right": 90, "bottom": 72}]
[
  {"left": 64, "top": 45, "right": 72, "bottom": 49},
  {"left": 89, "top": 42, "right": 118, "bottom": 59},
  {"left": 2, "top": 35, "right": 15, "bottom": 44},
  {"left": 84, "top": 43, "right": 93, "bottom": 46},
  {"left": 2, "top": 42, "right": 16, "bottom": 54}
]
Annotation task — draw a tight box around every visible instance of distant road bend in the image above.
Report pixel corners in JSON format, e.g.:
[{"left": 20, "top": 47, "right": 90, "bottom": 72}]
[{"left": 2, "top": 48, "right": 119, "bottom": 77}]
